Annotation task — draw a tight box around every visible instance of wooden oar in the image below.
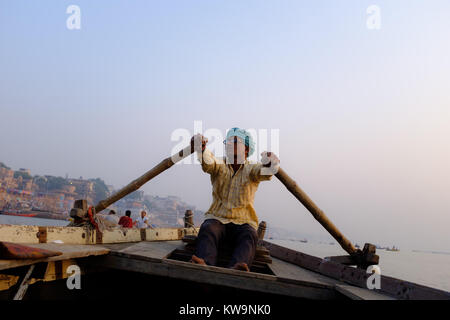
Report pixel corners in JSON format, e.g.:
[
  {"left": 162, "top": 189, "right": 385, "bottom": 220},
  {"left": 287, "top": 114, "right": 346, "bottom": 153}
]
[
  {"left": 94, "top": 145, "right": 193, "bottom": 213},
  {"left": 275, "top": 167, "right": 357, "bottom": 255},
  {"left": 92, "top": 143, "right": 358, "bottom": 258}
]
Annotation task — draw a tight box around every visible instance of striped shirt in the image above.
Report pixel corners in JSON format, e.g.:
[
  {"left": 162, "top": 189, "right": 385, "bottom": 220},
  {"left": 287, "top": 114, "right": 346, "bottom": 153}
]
[{"left": 198, "top": 148, "right": 273, "bottom": 230}]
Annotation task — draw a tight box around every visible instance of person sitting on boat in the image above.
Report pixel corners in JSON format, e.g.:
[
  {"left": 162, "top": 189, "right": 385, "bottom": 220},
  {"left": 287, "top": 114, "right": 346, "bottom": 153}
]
[
  {"left": 136, "top": 210, "right": 153, "bottom": 229},
  {"left": 94, "top": 209, "right": 119, "bottom": 229},
  {"left": 105, "top": 209, "right": 120, "bottom": 224},
  {"left": 189, "top": 128, "right": 279, "bottom": 271},
  {"left": 118, "top": 210, "right": 134, "bottom": 228}
]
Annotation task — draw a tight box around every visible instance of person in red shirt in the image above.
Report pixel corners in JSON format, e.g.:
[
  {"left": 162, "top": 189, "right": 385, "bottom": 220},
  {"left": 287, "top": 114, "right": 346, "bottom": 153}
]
[{"left": 118, "top": 210, "right": 134, "bottom": 228}]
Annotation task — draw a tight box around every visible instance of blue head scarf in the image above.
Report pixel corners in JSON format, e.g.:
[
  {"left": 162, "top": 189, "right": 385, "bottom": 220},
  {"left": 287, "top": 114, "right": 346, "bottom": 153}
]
[{"left": 224, "top": 127, "right": 255, "bottom": 157}]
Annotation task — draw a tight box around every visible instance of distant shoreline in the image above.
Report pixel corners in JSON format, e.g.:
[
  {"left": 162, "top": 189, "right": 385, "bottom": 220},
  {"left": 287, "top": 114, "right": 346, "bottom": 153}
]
[{"left": 412, "top": 249, "right": 450, "bottom": 256}]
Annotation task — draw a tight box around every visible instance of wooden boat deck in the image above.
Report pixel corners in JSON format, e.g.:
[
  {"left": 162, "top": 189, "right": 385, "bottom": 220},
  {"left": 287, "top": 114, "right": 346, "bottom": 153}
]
[
  {"left": 0, "top": 225, "right": 449, "bottom": 300},
  {"left": 0, "top": 243, "right": 110, "bottom": 271},
  {"left": 0, "top": 240, "right": 394, "bottom": 300},
  {"left": 102, "top": 240, "right": 395, "bottom": 300}
]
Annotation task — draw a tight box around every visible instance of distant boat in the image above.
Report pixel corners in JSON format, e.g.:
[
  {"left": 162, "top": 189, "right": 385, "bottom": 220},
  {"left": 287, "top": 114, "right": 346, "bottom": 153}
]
[
  {"left": 329, "top": 242, "right": 335, "bottom": 245},
  {"left": 386, "top": 246, "right": 400, "bottom": 252},
  {"left": 0, "top": 209, "right": 69, "bottom": 221},
  {"left": 299, "top": 239, "right": 308, "bottom": 243},
  {"left": 0, "top": 210, "right": 37, "bottom": 218}
]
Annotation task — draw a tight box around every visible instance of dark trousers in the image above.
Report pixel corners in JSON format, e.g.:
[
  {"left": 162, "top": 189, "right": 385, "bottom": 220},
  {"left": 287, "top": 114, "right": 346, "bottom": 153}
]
[{"left": 194, "top": 219, "right": 258, "bottom": 267}]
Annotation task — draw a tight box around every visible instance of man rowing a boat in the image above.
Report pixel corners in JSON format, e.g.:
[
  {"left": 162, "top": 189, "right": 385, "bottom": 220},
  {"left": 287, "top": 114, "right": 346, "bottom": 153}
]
[{"left": 190, "top": 128, "right": 279, "bottom": 271}]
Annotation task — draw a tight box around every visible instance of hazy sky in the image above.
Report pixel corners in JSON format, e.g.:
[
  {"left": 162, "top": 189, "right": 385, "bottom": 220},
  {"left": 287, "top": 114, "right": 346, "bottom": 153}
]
[{"left": 1, "top": 1, "right": 449, "bottom": 252}]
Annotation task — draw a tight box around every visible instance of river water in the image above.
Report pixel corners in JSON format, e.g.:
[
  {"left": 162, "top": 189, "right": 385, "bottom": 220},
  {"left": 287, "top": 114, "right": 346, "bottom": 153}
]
[
  {"left": 0, "top": 215, "right": 448, "bottom": 292},
  {"left": 0, "top": 215, "right": 70, "bottom": 227}
]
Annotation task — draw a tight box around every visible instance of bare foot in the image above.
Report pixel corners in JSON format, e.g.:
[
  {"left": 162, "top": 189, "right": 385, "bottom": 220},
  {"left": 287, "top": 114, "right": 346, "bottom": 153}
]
[
  {"left": 190, "top": 255, "right": 207, "bottom": 265},
  {"left": 232, "top": 262, "right": 250, "bottom": 272}
]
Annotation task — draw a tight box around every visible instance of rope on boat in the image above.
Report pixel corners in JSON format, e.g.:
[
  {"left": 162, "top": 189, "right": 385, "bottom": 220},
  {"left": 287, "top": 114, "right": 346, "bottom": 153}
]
[
  {"left": 87, "top": 206, "right": 100, "bottom": 233},
  {"left": 184, "top": 221, "right": 198, "bottom": 235}
]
